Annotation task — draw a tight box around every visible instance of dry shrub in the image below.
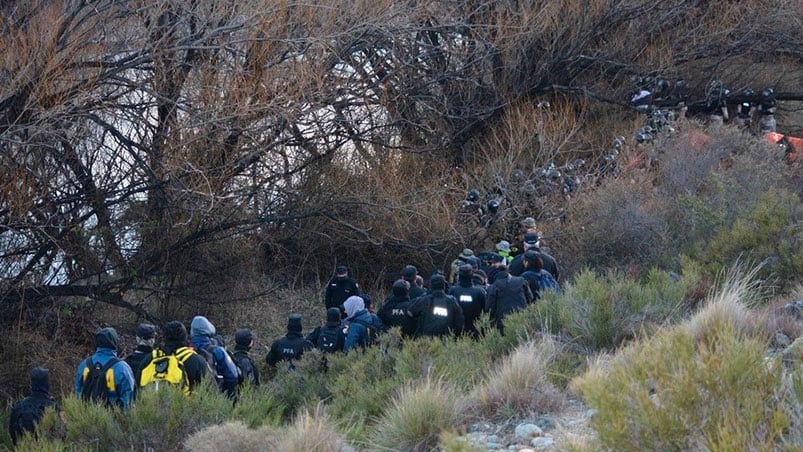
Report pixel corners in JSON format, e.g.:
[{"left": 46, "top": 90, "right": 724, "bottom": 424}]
[
  {"left": 682, "top": 265, "right": 763, "bottom": 343},
  {"left": 183, "top": 421, "right": 276, "bottom": 452},
  {"left": 275, "top": 404, "right": 349, "bottom": 452},
  {"left": 371, "top": 378, "right": 466, "bottom": 452},
  {"left": 470, "top": 338, "right": 565, "bottom": 418},
  {"left": 756, "top": 299, "right": 803, "bottom": 343}
]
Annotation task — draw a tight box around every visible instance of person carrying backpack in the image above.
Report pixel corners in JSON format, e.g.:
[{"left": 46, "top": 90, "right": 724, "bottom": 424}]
[
  {"left": 125, "top": 323, "right": 157, "bottom": 395},
  {"left": 343, "top": 296, "right": 384, "bottom": 352},
  {"left": 521, "top": 251, "right": 560, "bottom": 294},
  {"left": 231, "top": 329, "right": 260, "bottom": 387},
  {"left": 8, "top": 367, "right": 57, "bottom": 445},
  {"left": 74, "top": 327, "right": 135, "bottom": 409},
  {"left": 190, "top": 316, "right": 240, "bottom": 401},
  {"left": 160, "top": 321, "right": 208, "bottom": 392},
  {"left": 306, "top": 308, "right": 346, "bottom": 354}
]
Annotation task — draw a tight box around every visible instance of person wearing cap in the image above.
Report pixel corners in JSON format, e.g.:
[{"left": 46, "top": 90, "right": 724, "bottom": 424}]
[
  {"left": 125, "top": 323, "right": 157, "bottom": 392},
  {"left": 306, "top": 308, "right": 346, "bottom": 354},
  {"left": 484, "top": 253, "right": 506, "bottom": 285},
  {"left": 266, "top": 314, "right": 313, "bottom": 368},
  {"left": 75, "top": 327, "right": 136, "bottom": 408},
  {"left": 378, "top": 279, "right": 417, "bottom": 337},
  {"left": 162, "top": 320, "right": 208, "bottom": 391},
  {"left": 509, "top": 232, "right": 539, "bottom": 276},
  {"left": 495, "top": 240, "right": 514, "bottom": 265},
  {"left": 485, "top": 264, "right": 534, "bottom": 334},
  {"left": 448, "top": 264, "right": 487, "bottom": 338},
  {"left": 9, "top": 367, "right": 57, "bottom": 445},
  {"left": 231, "top": 329, "right": 260, "bottom": 387},
  {"left": 324, "top": 265, "right": 360, "bottom": 314},
  {"left": 401, "top": 265, "right": 427, "bottom": 299},
  {"left": 190, "top": 316, "right": 240, "bottom": 400},
  {"left": 448, "top": 248, "right": 480, "bottom": 284},
  {"left": 520, "top": 217, "right": 538, "bottom": 235},
  {"left": 408, "top": 274, "right": 464, "bottom": 338},
  {"left": 342, "top": 295, "right": 384, "bottom": 353}
]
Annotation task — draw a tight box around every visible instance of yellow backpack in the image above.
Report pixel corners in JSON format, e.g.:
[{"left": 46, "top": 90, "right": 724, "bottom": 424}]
[{"left": 139, "top": 347, "right": 194, "bottom": 395}]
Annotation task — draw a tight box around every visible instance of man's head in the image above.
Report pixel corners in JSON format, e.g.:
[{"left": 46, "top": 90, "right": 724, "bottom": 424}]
[
  {"left": 164, "top": 321, "right": 188, "bottom": 344},
  {"left": 343, "top": 296, "right": 365, "bottom": 318},
  {"left": 524, "top": 250, "right": 544, "bottom": 271},
  {"left": 190, "top": 316, "right": 216, "bottom": 338},
  {"left": 520, "top": 217, "right": 537, "bottom": 231},
  {"left": 287, "top": 314, "right": 303, "bottom": 334},
  {"left": 457, "top": 264, "right": 474, "bottom": 283},
  {"left": 402, "top": 265, "right": 418, "bottom": 281},
  {"left": 235, "top": 328, "right": 254, "bottom": 349},
  {"left": 136, "top": 323, "right": 157, "bottom": 347},
  {"left": 459, "top": 248, "right": 474, "bottom": 260},
  {"left": 523, "top": 232, "right": 540, "bottom": 250},
  {"left": 95, "top": 327, "right": 119, "bottom": 351},
  {"left": 488, "top": 253, "right": 505, "bottom": 267},
  {"left": 30, "top": 367, "right": 49, "bottom": 394},
  {"left": 335, "top": 265, "right": 348, "bottom": 277},
  {"left": 496, "top": 240, "right": 511, "bottom": 254},
  {"left": 430, "top": 274, "right": 446, "bottom": 291},
  {"left": 392, "top": 279, "right": 411, "bottom": 297},
  {"left": 326, "top": 307, "right": 342, "bottom": 326}
]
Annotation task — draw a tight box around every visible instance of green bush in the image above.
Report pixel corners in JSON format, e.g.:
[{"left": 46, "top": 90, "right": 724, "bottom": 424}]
[
  {"left": 370, "top": 378, "right": 465, "bottom": 452},
  {"left": 231, "top": 384, "right": 284, "bottom": 428},
  {"left": 263, "top": 349, "right": 333, "bottom": 421},
  {"left": 127, "top": 382, "right": 233, "bottom": 450},
  {"left": 394, "top": 336, "right": 490, "bottom": 391},
  {"left": 574, "top": 319, "right": 790, "bottom": 451},
  {"left": 59, "top": 396, "right": 127, "bottom": 450}
]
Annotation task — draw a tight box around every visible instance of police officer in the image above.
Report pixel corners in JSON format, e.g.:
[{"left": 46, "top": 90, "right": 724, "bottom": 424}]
[
  {"left": 232, "top": 329, "right": 260, "bottom": 387},
  {"left": 448, "top": 264, "right": 487, "bottom": 338},
  {"left": 266, "top": 314, "right": 313, "bottom": 368},
  {"left": 378, "top": 279, "right": 417, "bottom": 337},
  {"left": 485, "top": 265, "right": 533, "bottom": 333},
  {"left": 8, "top": 367, "right": 56, "bottom": 445},
  {"left": 409, "top": 274, "right": 464, "bottom": 338},
  {"left": 324, "top": 265, "right": 360, "bottom": 313}
]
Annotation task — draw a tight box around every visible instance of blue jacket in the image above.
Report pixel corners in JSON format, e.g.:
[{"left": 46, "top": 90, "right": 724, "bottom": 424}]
[
  {"left": 344, "top": 310, "right": 381, "bottom": 353},
  {"left": 74, "top": 348, "right": 135, "bottom": 409},
  {"left": 190, "top": 334, "right": 239, "bottom": 397}
]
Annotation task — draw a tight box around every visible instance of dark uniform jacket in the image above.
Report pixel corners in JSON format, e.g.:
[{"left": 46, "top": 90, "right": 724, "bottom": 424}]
[
  {"left": 378, "top": 294, "right": 416, "bottom": 337},
  {"left": 232, "top": 347, "right": 260, "bottom": 387},
  {"left": 485, "top": 271, "right": 534, "bottom": 329},
  {"left": 125, "top": 345, "right": 154, "bottom": 388},
  {"left": 409, "top": 290, "right": 465, "bottom": 338},
  {"left": 8, "top": 391, "right": 56, "bottom": 445},
  {"left": 324, "top": 276, "right": 360, "bottom": 310},
  {"left": 448, "top": 279, "right": 487, "bottom": 338},
  {"left": 266, "top": 332, "right": 313, "bottom": 367},
  {"left": 306, "top": 324, "right": 346, "bottom": 353}
]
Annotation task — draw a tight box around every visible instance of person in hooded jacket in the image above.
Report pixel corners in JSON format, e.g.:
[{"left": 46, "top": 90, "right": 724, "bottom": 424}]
[
  {"left": 409, "top": 274, "right": 464, "bottom": 338},
  {"left": 9, "top": 367, "right": 57, "bottom": 445},
  {"left": 161, "top": 320, "right": 208, "bottom": 392},
  {"left": 75, "top": 327, "right": 136, "bottom": 409},
  {"left": 190, "top": 316, "right": 240, "bottom": 400},
  {"left": 342, "top": 295, "right": 384, "bottom": 352},
  {"left": 378, "top": 279, "right": 417, "bottom": 337},
  {"left": 125, "top": 323, "right": 157, "bottom": 392},
  {"left": 266, "top": 314, "right": 314, "bottom": 367},
  {"left": 401, "top": 265, "right": 427, "bottom": 299},
  {"left": 485, "top": 265, "right": 533, "bottom": 333},
  {"left": 305, "top": 308, "right": 346, "bottom": 353},
  {"left": 448, "top": 264, "right": 487, "bottom": 338},
  {"left": 232, "top": 329, "right": 260, "bottom": 387}
]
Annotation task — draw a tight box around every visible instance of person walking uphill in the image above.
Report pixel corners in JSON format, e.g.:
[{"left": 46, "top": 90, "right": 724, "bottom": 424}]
[
  {"left": 161, "top": 320, "right": 208, "bottom": 392},
  {"left": 75, "top": 327, "right": 135, "bottom": 409},
  {"left": 8, "top": 367, "right": 57, "bottom": 445},
  {"left": 266, "top": 314, "right": 314, "bottom": 368},
  {"left": 190, "top": 316, "right": 240, "bottom": 400},
  {"left": 324, "top": 265, "right": 360, "bottom": 313},
  {"left": 485, "top": 265, "right": 533, "bottom": 333},
  {"left": 448, "top": 264, "right": 487, "bottom": 338},
  {"left": 232, "top": 329, "right": 260, "bottom": 387},
  {"left": 378, "top": 279, "right": 417, "bottom": 337},
  {"left": 306, "top": 308, "right": 346, "bottom": 354},
  {"left": 409, "top": 274, "right": 464, "bottom": 338},
  {"left": 125, "top": 323, "right": 157, "bottom": 392},
  {"left": 343, "top": 295, "right": 384, "bottom": 352}
]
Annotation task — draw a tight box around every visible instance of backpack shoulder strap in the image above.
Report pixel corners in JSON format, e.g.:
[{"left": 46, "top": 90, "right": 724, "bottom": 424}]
[{"left": 174, "top": 346, "right": 196, "bottom": 364}]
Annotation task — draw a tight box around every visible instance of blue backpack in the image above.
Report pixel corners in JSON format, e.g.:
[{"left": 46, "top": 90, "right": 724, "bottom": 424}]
[{"left": 536, "top": 270, "right": 560, "bottom": 292}]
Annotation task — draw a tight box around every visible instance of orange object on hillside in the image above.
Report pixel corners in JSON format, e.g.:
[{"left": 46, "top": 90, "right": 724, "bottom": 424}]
[{"left": 765, "top": 132, "right": 802, "bottom": 162}]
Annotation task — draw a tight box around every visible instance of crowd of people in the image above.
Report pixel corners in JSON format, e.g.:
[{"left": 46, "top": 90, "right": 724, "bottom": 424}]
[{"left": 8, "top": 217, "right": 561, "bottom": 445}]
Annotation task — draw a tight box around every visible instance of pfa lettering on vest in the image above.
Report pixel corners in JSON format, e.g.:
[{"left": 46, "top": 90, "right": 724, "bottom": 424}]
[
  {"left": 433, "top": 306, "right": 448, "bottom": 317},
  {"left": 282, "top": 348, "right": 295, "bottom": 354},
  {"left": 392, "top": 308, "right": 406, "bottom": 316},
  {"left": 459, "top": 295, "right": 473, "bottom": 303}
]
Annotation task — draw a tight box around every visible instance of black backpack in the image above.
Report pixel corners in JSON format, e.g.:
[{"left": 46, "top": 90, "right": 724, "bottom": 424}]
[
  {"left": 350, "top": 318, "right": 383, "bottom": 347},
  {"left": 316, "top": 327, "right": 342, "bottom": 353},
  {"left": 81, "top": 357, "right": 120, "bottom": 404}
]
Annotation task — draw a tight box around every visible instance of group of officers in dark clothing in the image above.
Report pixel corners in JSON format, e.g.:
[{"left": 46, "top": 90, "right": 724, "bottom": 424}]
[{"left": 8, "top": 218, "right": 560, "bottom": 446}]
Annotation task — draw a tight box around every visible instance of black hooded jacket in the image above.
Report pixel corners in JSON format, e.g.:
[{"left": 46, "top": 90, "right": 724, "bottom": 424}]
[
  {"left": 485, "top": 271, "right": 534, "bottom": 329},
  {"left": 448, "top": 277, "right": 487, "bottom": 337},
  {"left": 266, "top": 332, "right": 313, "bottom": 367},
  {"left": 409, "top": 290, "right": 465, "bottom": 338}
]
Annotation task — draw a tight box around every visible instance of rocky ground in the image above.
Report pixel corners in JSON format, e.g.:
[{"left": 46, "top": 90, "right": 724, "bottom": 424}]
[{"left": 458, "top": 398, "right": 597, "bottom": 451}]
